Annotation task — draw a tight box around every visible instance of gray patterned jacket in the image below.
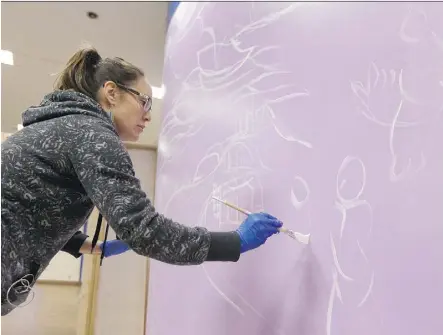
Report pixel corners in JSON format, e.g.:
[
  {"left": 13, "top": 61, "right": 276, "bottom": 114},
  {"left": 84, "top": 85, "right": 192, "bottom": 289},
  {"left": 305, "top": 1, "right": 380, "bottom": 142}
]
[{"left": 1, "top": 90, "right": 240, "bottom": 315}]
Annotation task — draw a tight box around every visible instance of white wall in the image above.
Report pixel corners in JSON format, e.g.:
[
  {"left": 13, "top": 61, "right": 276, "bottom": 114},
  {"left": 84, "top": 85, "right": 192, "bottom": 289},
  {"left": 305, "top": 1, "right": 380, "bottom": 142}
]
[
  {"left": 38, "top": 250, "right": 82, "bottom": 282},
  {"left": 94, "top": 148, "right": 157, "bottom": 335},
  {"left": 0, "top": 283, "right": 81, "bottom": 335}
]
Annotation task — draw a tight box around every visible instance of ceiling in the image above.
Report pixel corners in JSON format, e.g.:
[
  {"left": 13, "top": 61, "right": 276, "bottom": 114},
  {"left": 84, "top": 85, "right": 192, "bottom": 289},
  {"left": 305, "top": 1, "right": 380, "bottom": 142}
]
[{"left": 1, "top": 1, "right": 168, "bottom": 147}]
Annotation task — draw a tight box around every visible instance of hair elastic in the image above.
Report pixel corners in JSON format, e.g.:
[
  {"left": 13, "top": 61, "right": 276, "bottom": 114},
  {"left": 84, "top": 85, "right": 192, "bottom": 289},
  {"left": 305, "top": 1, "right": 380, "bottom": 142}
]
[{"left": 6, "top": 274, "right": 36, "bottom": 308}]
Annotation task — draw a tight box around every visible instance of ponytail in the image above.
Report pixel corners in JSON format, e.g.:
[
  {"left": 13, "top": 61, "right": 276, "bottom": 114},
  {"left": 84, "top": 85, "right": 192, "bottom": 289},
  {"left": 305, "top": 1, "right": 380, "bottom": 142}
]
[
  {"left": 54, "top": 47, "right": 102, "bottom": 99},
  {"left": 54, "top": 47, "right": 144, "bottom": 100}
]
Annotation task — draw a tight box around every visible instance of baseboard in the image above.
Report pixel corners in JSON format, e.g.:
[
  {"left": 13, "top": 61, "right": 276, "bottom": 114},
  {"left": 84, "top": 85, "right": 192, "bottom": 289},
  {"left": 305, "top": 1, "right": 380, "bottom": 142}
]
[{"left": 36, "top": 279, "right": 81, "bottom": 286}]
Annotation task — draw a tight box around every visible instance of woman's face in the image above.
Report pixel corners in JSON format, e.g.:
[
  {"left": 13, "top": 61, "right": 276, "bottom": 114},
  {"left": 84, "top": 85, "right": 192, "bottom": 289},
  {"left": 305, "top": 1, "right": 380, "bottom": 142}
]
[{"left": 105, "top": 78, "right": 153, "bottom": 142}]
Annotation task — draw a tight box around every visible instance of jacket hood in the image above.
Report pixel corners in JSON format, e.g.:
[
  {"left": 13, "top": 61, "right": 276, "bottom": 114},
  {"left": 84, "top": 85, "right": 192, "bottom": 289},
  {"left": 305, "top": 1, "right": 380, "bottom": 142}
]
[{"left": 22, "top": 90, "right": 113, "bottom": 127}]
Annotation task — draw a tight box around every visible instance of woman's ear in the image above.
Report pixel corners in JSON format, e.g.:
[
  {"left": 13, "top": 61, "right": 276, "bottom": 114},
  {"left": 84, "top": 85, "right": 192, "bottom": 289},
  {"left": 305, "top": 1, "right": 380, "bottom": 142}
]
[{"left": 103, "top": 81, "right": 119, "bottom": 105}]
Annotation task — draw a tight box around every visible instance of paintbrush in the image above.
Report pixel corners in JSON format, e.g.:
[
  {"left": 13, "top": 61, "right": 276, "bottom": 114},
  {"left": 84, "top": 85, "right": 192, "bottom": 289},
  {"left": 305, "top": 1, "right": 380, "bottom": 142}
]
[{"left": 211, "top": 196, "right": 310, "bottom": 245}]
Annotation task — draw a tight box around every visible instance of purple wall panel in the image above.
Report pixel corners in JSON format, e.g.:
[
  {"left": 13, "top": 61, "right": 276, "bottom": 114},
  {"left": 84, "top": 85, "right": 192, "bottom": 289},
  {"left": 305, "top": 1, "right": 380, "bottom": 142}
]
[{"left": 147, "top": 3, "right": 443, "bottom": 335}]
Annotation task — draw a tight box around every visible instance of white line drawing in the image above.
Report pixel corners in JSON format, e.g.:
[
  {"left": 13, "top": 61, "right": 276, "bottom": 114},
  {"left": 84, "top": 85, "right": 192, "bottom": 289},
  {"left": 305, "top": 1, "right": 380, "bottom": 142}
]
[
  {"left": 201, "top": 264, "right": 245, "bottom": 315},
  {"left": 350, "top": 65, "right": 419, "bottom": 128},
  {"left": 326, "top": 269, "right": 342, "bottom": 335},
  {"left": 358, "top": 272, "right": 375, "bottom": 308},
  {"left": 327, "top": 156, "right": 377, "bottom": 334},
  {"left": 388, "top": 99, "right": 427, "bottom": 182},
  {"left": 357, "top": 240, "right": 370, "bottom": 264},
  {"left": 193, "top": 152, "right": 220, "bottom": 183},
  {"left": 197, "top": 171, "right": 287, "bottom": 335},
  {"left": 398, "top": 4, "right": 443, "bottom": 52},
  {"left": 266, "top": 105, "right": 313, "bottom": 149},
  {"left": 330, "top": 233, "right": 354, "bottom": 282},
  {"left": 235, "top": 291, "right": 287, "bottom": 335},
  {"left": 399, "top": 6, "right": 428, "bottom": 44},
  {"left": 336, "top": 156, "right": 366, "bottom": 204},
  {"left": 334, "top": 156, "right": 374, "bottom": 268},
  {"left": 350, "top": 62, "right": 432, "bottom": 183},
  {"left": 158, "top": 4, "right": 309, "bottom": 330},
  {"left": 149, "top": 3, "right": 443, "bottom": 335},
  {"left": 198, "top": 193, "right": 249, "bottom": 316},
  {"left": 351, "top": 5, "right": 443, "bottom": 185},
  {"left": 335, "top": 156, "right": 374, "bottom": 239},
  {"left": 235, "top": 291, "right": 265, "bottom": 320},
  {"left": 157, "top": 1, "right": 314, "bottom": 171},
  {"left": 212, "top": 183, "right": 222, "bottom": 222},
  {"left": 290, "top": 176, "right": 311, "bottom": 210},
  {"left": 398, "top": 69, "right": 422, "bottom": 105},
  {"left": 166, "top": 2, "right": 209, "bottom": 57}
]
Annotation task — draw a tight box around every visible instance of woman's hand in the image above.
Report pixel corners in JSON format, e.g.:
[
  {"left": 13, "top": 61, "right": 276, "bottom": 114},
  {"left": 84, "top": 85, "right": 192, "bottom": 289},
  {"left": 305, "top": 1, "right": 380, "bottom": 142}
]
[
  {"left": 236, "top": 212, "right": 283, "bottom": 253},
  {"left": 79, "top": 238, "right": 130, "bottom": 257},
  {"left": 100, "top": 240, "right": 131, "bottom": 258}
]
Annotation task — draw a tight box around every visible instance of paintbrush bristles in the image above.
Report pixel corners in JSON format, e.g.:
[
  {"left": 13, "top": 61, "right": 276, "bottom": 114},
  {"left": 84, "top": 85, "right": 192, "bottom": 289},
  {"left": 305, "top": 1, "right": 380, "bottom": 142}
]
[{"left": 286, "top": 230, "right": 310, "bottom": 244}]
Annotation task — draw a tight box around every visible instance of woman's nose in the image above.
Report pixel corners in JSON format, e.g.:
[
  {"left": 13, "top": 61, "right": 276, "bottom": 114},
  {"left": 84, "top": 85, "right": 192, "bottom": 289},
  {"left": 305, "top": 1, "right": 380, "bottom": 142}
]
[{"left": 144, "top": 112, "right": 152, "bottom": 123}]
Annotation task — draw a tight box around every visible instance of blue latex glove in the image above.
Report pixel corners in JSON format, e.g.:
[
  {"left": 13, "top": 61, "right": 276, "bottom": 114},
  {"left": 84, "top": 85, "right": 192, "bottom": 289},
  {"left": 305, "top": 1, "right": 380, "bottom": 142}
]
[
  {"left": 100, "top": 240, "right": 131, "bottom": 258},
  {"left": 236, "top": 212, "right": 283, "bottom": 253}
]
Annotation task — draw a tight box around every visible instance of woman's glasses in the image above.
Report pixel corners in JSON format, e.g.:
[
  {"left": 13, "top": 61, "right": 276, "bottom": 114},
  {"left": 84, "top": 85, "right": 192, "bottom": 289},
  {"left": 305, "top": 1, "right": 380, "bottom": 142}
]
[{"left": 115, "top": 83, "right": 152, "bottom": 112}]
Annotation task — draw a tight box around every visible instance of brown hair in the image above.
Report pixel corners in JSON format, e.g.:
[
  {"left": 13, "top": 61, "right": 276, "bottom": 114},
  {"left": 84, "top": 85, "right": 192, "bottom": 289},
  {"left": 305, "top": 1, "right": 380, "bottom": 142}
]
[{"left": 54, "top": 47, "right": 144, "bottom": 99}]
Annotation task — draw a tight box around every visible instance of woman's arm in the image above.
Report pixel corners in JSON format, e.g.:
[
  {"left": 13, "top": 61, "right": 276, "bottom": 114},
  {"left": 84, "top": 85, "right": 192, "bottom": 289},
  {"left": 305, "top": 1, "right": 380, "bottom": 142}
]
[{"left": 67, "top": 122, "right": 240, "bottom": 265}]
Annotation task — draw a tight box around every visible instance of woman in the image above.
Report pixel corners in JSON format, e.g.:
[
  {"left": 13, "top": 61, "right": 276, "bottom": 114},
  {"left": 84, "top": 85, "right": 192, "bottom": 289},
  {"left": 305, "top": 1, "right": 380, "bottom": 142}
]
[{"left": 1, "top": 47, "right": 283, "bottom": 315}]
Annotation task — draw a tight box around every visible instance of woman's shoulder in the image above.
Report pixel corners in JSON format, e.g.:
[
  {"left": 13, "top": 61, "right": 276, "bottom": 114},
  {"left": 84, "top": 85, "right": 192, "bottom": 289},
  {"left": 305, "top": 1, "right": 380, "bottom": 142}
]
[{"left": 23, "top": 90, "right": 114, "bottom": 130}]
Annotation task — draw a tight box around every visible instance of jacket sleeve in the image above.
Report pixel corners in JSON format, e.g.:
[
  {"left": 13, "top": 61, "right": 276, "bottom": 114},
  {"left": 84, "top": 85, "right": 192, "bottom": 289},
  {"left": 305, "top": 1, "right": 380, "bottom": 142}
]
[
  {"left": 67, "top": 122, "right": 240, "bottom": 265},
  {"left": 61, "top": 231, "right": 89, "bottom": 258}
]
